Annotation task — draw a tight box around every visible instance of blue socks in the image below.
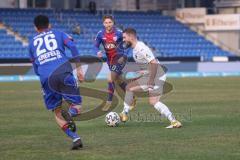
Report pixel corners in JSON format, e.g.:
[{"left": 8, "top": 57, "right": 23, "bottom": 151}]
[
  {"left": 68, "top": 107, "right": 79, "bottom": 117},
  {"left": 62, "top": 124, "right": 80, "bottom": 141},
  {"left": 107, "top": 81, "right": 127, "bottom": 102},
  {"left": 107, "top": 82, "right": 115, "bottom": 101}
]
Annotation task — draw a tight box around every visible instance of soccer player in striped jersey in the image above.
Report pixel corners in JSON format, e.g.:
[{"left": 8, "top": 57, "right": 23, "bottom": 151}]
[{"left": 94, "top": 15, "right": 136, "bottom": 111}]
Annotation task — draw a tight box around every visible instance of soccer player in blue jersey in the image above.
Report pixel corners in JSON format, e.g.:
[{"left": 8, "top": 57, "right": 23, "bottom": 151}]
[
  {"left": 29, "top": 15, "right": 84, "bottom": 150},
  {"left": 94, "top": 15, "right": 136, "bottom": 111}
]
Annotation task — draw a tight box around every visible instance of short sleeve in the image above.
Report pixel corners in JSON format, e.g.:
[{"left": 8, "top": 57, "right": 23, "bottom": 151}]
[
  {"left": 140, "top": 44, "right": 155, "bottom": 63},
  {"left": 28, "top": 42, "right": 34, "bottom": 62}
]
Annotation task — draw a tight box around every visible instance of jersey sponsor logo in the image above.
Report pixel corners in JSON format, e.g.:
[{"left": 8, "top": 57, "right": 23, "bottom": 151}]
[
  {"left": 104, "top": 43, "right": 116, "bottom": 49},
  {"left": 38, "top": 50, "right": 62, "bottom": 65}
]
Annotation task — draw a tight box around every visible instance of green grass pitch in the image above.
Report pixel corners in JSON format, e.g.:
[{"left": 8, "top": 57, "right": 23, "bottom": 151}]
[{"left": 0, "top": 77, "right": 239, "bottom": 160}]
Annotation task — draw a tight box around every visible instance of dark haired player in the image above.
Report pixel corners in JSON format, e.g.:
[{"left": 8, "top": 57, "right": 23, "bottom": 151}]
[
  {"left": 121, "top": 28, "right": 182, "bottom": 128},
  {"left": 94, "top": 15, "right": 136, "bottom": 111},
  {"left": 29, "top": 15, "right": 84, "bottom": 149}
]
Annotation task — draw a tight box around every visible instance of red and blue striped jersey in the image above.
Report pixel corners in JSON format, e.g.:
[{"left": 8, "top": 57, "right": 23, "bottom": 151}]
[{"left": 94, "top": 27, "right": 124, "bottom": 64}]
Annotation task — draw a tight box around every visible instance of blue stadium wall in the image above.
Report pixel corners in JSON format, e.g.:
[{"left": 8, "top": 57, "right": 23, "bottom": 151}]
[{"left": 0, "top": 62, "right": 240, "bottom": 82}]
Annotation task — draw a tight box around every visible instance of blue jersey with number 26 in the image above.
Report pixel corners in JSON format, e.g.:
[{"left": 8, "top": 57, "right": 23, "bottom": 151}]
[{"left": 29, "top": 29, "right": 78, "bottom": 82}]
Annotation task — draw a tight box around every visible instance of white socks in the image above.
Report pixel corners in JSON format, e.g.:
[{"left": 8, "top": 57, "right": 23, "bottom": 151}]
[
  {"left": 123, "top": 102, "right": 130, "bottom": 114},
  {"left": 154, "top": 101, "right": 175, "bottom": 122},
  {"left": 122, "top": 91, "right": 133, "bottom": 114},
  {"left": 122, "top": 91, "right": 176, "bottom": 123}
]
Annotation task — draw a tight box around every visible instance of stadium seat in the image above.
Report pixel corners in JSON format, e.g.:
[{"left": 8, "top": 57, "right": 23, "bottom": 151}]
[{"left": 0, "top": 9, "right": 233, "bottom": 60}]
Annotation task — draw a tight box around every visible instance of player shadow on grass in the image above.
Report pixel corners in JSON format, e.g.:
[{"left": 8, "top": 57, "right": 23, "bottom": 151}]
[
  {"left": 62, "top": 86, "right": 119, "bottom": 121},
  {"left": 49, "top": 56, "right": 173, "bottom": 121}
]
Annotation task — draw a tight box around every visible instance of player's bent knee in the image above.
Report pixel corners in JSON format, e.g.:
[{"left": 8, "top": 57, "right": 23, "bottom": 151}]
[
  {"left": 69, "top": 104, "right": 82, "bottom": 117},
  {"left": 73, "top": 104, "right": 82, "bottom": 113},
  {"left": 149, "top": 99, "right": 158, "bottom": 106}
]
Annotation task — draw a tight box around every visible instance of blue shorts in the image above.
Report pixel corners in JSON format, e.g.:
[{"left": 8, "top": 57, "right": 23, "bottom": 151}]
[
  {"left": 41, "top": 72, "right": 82, "bottom": 111},
  {"left": 108, "top": 54, "right": 127, "bottom": 75}
]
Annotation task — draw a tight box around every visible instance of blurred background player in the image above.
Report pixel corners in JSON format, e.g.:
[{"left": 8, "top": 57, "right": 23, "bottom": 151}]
[
  {"left": 94, "top": 15, "right": 135, "bottom": 111},
  {"left": 120, "top": 28, "right": 182, "bottom": 128},
  {"left": 29, "top": 15, "right": 84, "bottom": 149}
]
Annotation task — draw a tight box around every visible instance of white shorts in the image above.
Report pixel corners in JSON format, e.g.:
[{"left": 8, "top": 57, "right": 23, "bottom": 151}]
[{"left": 135, "top": 72, "right": 166, "bottom": 95}]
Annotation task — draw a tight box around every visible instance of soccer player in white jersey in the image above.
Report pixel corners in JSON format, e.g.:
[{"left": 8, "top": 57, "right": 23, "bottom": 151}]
[{"left": 120, "top": 28, "right": 182, "bottom": 128}]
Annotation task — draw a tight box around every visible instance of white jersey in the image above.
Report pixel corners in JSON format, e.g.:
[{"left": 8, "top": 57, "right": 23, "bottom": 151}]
[
  {"left": 132, "top": 41, "right": 166, "bottom": 92},
  {"left": 133, "top": 41, "right": 155, "bottom": 64},
  {"left": 132, "top": 41, "right": 159, "bottom": 72}
]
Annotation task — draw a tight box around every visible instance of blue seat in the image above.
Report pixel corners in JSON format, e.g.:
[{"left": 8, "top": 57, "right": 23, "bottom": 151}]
[{"left": 0, "top": 9, "right": 234, "bottom": 59}]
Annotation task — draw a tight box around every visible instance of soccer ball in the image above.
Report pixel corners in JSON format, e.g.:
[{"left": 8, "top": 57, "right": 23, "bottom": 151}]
[{"left": 105, "top": 112, "right": 121, "bottom": 127}]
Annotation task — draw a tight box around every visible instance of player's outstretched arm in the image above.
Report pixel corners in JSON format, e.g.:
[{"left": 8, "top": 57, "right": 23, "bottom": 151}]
[
  {"left": 62, "top": 32, "right": 84, "bottom": 82},
  {"left": 94, "top": 31, "right": 103, "bottom": 58},
  {"left": 64, "top": 38, "right": 79, "bottom": 58},
  {"left": 148, "top": 59, "right": 158, "bottom": 88},
  {"left": 28, "top": 46, "right": 39, "bottom": 76},
  {"left": 76, "top": 63, "right": 84, "bottom": 82},
  {"left": 140, "top": 43, "right": 157, "bottom": 89}
]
